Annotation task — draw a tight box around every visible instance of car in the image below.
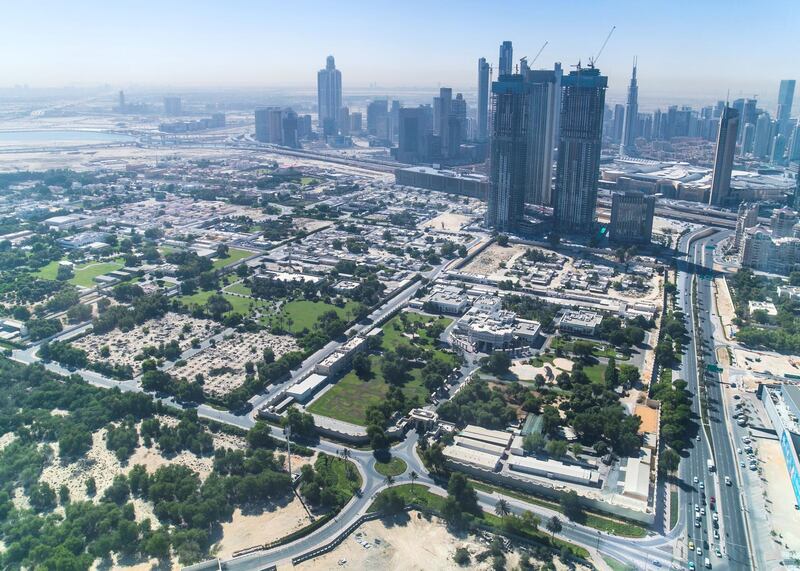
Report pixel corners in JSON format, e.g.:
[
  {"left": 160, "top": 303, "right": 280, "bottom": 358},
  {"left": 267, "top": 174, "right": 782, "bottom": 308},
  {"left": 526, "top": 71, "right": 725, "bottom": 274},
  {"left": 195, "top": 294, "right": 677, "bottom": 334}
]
[
  {"left": 695, "top": 519, "right": 701, "bottom": 527},
  {"left": 689, "top": 540, "right": 695, "bottom": 550},
  {"left": 652, "top": 561, "right": 662, "bottom": 568},
  {"left": 700, "top": 482, "right": 705, "bottom": 490},
  {"left": 696, "top": 435, "right": 701, "bottom": 441},
  {"left": 714, "top": 529, "right": 720, "bottom": 539},
  {"left": 713, "top": 513, "right": 719, "bottom": 521},
  {"left": 737, "top": 448, "right": 742, "bottom": 454},
  {"left": 694, "top": 476, "right": 699, "bottom": 484},
  {"left": 689, "top": 563, "right": 696, "bottom": 571},
  {"left": 696, "top": 547, "right": 703, "bottom": 556},
  {"left": 710, "top": 496, "right": 716, "bottom": 503},
  {"left": 701, "top": 507, "right": 706, "bottom": 516},
  {"left": 695, "top": 504, "right": 700, "bottom": 512},
  {"left": 725, "top": 476, "right": 732, "bottom": 485},
  {"left": 740, "top": 461, "right": 745, "bottom": 468}
]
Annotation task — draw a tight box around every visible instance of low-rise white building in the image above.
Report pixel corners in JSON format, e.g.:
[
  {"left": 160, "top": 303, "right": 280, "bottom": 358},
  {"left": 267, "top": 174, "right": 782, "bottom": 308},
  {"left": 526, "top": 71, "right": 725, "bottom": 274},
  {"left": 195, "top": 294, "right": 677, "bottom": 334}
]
[
  {"left": 455, "top": 296, "right": 540, "bottom": 351},
  {"left": 557, "top": 310, "right": 603, "bottom": 336}
]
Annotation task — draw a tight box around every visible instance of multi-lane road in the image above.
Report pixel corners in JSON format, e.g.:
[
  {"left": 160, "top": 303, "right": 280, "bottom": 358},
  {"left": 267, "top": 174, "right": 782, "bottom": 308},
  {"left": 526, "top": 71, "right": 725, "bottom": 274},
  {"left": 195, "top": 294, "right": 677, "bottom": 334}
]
[{"left": 677, "top": 229, "right": 751, "bottom": 570}]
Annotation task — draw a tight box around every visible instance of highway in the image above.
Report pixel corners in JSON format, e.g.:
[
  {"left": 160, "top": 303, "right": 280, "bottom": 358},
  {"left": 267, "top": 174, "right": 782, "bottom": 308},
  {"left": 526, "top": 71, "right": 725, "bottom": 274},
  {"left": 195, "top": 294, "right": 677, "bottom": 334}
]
[{"left": 677, "top": 229, "right": 751, "bottom": 570}]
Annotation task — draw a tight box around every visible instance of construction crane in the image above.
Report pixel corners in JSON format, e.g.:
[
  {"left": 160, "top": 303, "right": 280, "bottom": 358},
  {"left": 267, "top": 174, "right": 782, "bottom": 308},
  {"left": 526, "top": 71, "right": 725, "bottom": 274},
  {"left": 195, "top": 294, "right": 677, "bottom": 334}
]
[
  {"left": 529, "top": 40, "right": 549, "bottom": 67},
  {"left": 590, "top": 25, "right": 616, "bottom": 67}
]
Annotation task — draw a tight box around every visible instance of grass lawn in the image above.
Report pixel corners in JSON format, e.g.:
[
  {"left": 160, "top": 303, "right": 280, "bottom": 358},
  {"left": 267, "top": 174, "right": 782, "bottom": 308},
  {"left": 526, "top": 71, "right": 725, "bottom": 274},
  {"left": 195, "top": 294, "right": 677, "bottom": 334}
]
[
  {"left": 670, "top": 490, "right": 678, "bottom": 530},
  {"left": 469, "top": 481, "right": 647, "bottom": 538},
  {"left": 177, "top": 290, "right": 269, "bottom": 316},
  {"left": 368, "top": 484, "right": 589, "bottom": 558},
  {"left": 583, "top": 362, "right": 608, "bottom": 385},
  {"left": 273, "top": 299, "right": 361, "bottom": 334},
  {"left": 603, "top": 557, "right": 636, "bottom": 571},
  {"left": 35, "top": 258, "right": 125, "bottom": 288},
  {"left": 225, "top": 282, "right": 253, "bottom": 296},
  {"left": 308, "top": 313, "right": 455, "bottom": 425},
  {"left": 211, "top": 248, "right": 253, "bottom": 269},
  {"left": 551, "top": 337, "right": 629, "bottom": 361},
  {"left": 374, "top": 457, "right": 407, "bottom": 477}
]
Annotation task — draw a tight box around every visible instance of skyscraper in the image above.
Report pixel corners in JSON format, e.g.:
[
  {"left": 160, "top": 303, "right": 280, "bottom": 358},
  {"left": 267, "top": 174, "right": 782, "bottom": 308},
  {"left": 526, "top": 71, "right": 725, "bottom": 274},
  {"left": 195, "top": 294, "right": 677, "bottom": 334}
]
[
  {"left": 753, "top": 113, "right": 773, "bottom": 158},
  {"left": 620, "top": 60, "right": 639, "bottom": 156},
  {"left": 396, "top": 105, "right": 433, "bottom": 164},
  {"left": 163, "top": 96, "right": 182, "bottom": 116},
  {"left": 498, "top": 41, "right": 513, "bottom": 76},
  {"left": 771, "top": 134, "right": 787, "bottom": 165},
  {"left": 436, "top": 87, "right": 453, "bottom": 159},
  {"left": 486, "top": 74, "right": 530, "bottom": 233},
  {"left": 367, "top": 100, "right": 389, "bottom": 141},
  {"left": 777, "top": 80, "right": 796, "bottom": 123},
  {"left": 612, "top": 104, "right": 625, "bottom": 143},
  {"left": 552, "top": 65, "right": 607, "bottom": 233},
  {"left": 477, "top": 58, "right": 490, "bottom": 142},
  {"left": 609, "top": 191, "right": 655, "bottom": 244},
  {"left": 317, "top": 56, "right": 342, "bottom": 134},
  {"left": 708, "top": 105, "right": 740, "bottom": 207},
  {"left": 524, "top": 65, "right": 562, "bottom": 206}
]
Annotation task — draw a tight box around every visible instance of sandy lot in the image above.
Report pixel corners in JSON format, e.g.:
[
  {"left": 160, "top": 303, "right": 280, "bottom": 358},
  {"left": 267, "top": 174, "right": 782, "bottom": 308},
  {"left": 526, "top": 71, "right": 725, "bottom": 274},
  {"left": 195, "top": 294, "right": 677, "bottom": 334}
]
[
  {"left": 422, "top": 212, "right": 473, "bottom": 233},
  {"left": 732, "top": 346, "right": 800, "bottom": 377},
  {"left": 758, "top": 439, "right": 800, "bottom": 552},
  {"left": 463, "top": 243, "right": 528, "bottom": 278},
  {"left": 714, "top": 277, "right": 737, "bottom": 340},
  {"left": 510, "top": 357, "right": 574, "bottom": 382},
  {"left": 294, "top": 512, "right": 588, "bottom": 571},
  {"left": 214, "top": 498, "right": 312, "bottom": 559}
]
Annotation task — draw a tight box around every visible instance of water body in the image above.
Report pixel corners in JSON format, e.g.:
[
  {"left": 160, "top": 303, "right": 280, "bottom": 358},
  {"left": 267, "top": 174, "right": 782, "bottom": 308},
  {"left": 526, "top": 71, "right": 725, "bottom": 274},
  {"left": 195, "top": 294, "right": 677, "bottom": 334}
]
[{"left": 0, "top": 130, "right": 135, "bottom": 148}]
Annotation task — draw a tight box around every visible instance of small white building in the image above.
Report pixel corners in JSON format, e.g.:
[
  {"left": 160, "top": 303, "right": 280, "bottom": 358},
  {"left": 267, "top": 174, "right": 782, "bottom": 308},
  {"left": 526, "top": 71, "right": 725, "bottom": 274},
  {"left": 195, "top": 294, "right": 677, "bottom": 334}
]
[
  {"left": 286, "top": 373, "right": 329, "bottom": 403},
  {"left": 557, "top": 310, "right": 603, "bottom": 336}
]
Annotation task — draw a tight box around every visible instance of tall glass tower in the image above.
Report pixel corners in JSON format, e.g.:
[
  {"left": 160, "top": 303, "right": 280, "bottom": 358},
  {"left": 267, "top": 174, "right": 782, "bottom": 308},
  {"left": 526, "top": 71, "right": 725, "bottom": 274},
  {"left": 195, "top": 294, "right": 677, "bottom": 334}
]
[
  {"left": 317, "top": 56, "right": 342, "bottom": 134},
  {"left": 552, "top": 65, "right": 607, "bottom": 233}
]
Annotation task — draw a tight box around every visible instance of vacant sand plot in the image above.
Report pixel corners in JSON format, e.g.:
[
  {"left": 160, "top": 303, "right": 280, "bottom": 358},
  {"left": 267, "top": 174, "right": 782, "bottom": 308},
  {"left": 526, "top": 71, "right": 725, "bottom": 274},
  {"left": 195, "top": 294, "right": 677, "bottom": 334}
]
[
  {"left": 462, "top": 243, "right": 528, "bottom": 278},
  {"left": 732, "top": 346, "right": 799, "bottom": 377},
  {"left": 422, "top": 212, "right": 473, "bottom": 233},
  {"left": 760, "top": 439, "right": 800, "bottom": 552},
  {"left": 214, "top": 498, "right": 312, "bottom": 559},
  {"left": 73, "top": 313, "right": 215, "bottom": 375},
  {"left": 180, "top": 330, "right": 299, "bottom": 398},
  {"left": 295, "top": 512, "right": 588, "bottom": 571}
]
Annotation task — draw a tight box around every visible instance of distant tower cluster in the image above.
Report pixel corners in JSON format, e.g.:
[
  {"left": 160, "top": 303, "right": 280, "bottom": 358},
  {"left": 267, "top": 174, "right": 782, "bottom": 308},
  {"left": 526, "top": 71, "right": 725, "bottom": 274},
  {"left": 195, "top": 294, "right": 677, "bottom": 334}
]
[{"left": 498, "top": 41, "right": 513, "bottom": 76}]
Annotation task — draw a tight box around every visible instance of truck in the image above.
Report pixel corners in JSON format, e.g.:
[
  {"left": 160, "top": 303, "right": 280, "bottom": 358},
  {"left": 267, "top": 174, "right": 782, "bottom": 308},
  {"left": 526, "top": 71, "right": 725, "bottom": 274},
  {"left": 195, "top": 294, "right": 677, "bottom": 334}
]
[{"left": 707, "top": 458, "right": 715, "bottom": 472}]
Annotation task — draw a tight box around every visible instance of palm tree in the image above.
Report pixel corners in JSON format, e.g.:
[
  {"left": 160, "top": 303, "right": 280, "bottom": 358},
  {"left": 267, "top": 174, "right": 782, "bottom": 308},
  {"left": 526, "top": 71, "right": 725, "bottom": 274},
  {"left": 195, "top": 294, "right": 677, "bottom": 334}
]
[
  {"left": 546, "top": 516, "right": 562, "bottom": 539},
  {"left": 385, "top": 474, "right": 395, "bottom": 487},
  {"left": 409, "top": 470, "right": 418, "bottom": 501},
  {"left": 495, "top": 499, "right": 511, "bottom": 517},
  {"left": 340, "top": 447, "right": 351, "bottom": 461}
]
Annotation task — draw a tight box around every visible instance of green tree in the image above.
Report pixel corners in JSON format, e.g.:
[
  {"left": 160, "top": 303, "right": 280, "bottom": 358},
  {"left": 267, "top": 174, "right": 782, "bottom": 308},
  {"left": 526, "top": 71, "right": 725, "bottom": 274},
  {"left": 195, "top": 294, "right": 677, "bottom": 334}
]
[
  {"left": 546, "top": 515, "right": 563, "bottom": 538},
  {"left": 559, "top": 490, "right": 583, "bottom": 522}
]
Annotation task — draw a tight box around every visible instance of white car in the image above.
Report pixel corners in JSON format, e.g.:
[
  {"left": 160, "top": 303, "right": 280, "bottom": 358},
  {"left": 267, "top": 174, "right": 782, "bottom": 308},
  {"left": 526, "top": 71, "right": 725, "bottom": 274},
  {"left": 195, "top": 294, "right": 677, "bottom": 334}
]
[
  {"left": 701, "top": 507, "right": 706, "bottom": 516},
  {"left": 694, "top": 476, "right": 699, "bottom": 484},
  {"left": 695, "top": 504, "right": 700, "bottom": 513},
  {"left": 696, "top": 435, "right": 701, "bottom": 441},
  {"left": 700, "top": 482, "right": 705, "bottom": 490},
  {"left": 713, "top": 513, "right": 719, "bottom": 521},
  {"left": 737, "top": 448, "right": 742, "bottom": 454}
]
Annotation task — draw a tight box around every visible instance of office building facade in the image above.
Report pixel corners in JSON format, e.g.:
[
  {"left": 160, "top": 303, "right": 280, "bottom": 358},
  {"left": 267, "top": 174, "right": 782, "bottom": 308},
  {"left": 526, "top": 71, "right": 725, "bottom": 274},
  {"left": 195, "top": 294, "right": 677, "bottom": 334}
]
[
  {"left": 708, "top": 105, "right": 740, "bottom": 207},
  {"left": 552, "top": 66, "right": 607, "bottom": 233},
  {"left": 524, "top": 65, "right": 561, "bottom": 206},
  {"left": 498, "top": 41, "right": 513, "bottom": 76},
  {"left": 478, "top": 57, "right": 490, "bottom": 142},
  {"left": 486, "top": 74, "right": 530, "bottom": 233},
  {"left": 609, "top": 190, "right": 655, "bottom": 244},
  {"left": 395, "top": 106, "right": 433, "bottom": 164}
]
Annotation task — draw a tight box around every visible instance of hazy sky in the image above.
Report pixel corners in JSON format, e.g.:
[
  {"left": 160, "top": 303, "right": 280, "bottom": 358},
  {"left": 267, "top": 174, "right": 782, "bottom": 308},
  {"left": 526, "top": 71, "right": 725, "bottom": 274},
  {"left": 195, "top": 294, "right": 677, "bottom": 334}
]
[{"left": 2, "top": 0, "right": 799, "bottom": 106}]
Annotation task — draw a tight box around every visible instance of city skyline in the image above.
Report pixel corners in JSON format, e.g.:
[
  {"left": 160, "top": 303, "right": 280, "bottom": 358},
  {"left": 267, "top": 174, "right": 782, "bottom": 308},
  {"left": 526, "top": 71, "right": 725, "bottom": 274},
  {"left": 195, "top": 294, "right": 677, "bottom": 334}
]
[{"left": 1, "top": 0, "right": 798, "bottom": 107}]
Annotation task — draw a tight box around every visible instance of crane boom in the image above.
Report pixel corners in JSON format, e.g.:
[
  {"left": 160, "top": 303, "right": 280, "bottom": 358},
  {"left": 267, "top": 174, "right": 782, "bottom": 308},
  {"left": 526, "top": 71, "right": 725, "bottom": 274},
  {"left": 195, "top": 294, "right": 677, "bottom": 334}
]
[
  {"left": 530, "top": 41, "right": 548, "bottom": 66},
  {"left": 592, "top": 25, "right": 616, "bottom": 66}
]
